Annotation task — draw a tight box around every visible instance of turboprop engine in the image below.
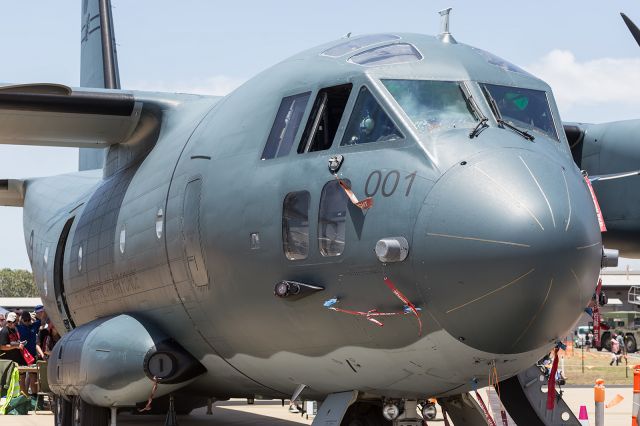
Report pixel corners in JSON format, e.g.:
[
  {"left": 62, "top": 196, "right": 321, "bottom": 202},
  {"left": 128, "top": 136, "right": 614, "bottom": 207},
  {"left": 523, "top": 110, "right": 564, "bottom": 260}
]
[{"left": 47, "top": 314, "right": 206, "bottom": 407}]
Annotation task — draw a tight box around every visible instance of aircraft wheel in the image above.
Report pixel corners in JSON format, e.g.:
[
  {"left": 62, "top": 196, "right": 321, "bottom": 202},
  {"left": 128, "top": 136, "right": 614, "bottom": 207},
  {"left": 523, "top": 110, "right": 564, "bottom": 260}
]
[
  {"left": 626, "top": 334, "right": 637, "bottom": 353},
  {"left": 341, "top": 402, "right": 390, "bottom": 426},
  {"left": 71, "top": 396, "right": 110, "bottom": 426},
  {"left": 53, "top": 395, "right": 72, "bottom": 426}
]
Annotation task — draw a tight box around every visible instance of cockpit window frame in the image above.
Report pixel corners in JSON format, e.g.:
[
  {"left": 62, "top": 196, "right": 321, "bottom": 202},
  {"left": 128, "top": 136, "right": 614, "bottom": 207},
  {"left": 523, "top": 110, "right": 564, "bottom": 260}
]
[
  {"left": 480, "top": 82, "right": 561, "bottom": 142},
  {"left": 380, "top": 79, "right": 481, "bottom": 136},
  {"left": 339, "top": 84, "right": 405, "bottom": 148}
]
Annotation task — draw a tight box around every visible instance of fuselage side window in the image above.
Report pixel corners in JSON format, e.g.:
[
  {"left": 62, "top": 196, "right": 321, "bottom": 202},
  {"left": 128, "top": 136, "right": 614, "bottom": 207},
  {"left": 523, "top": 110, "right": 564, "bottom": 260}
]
[
  {"left": 341, "top": 86, "right": 403, "bottom": 146},
  {"left": 318, "top": 180, "right": 348, "bottom": 257},
  {"left": 298, "top": 84, "right": 352, "bottom": 153},
  {"left": 262, "top": 92, "right": 311, "bottom": 159},
  {"left": 283, "top": 191, "right": 310, "bottom": 260}
]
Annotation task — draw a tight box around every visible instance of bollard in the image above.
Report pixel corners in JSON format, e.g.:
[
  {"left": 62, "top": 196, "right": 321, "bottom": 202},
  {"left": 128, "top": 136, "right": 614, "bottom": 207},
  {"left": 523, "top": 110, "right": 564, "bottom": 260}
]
[
  {"left": 633, "top": 366, "right": 640, "bottom": 426},
  {"left": 578, "top": 405, "right": 589, "bottom": 426},
  {"left": 594, "top": 379, "right": 605, "bottom": 426}
]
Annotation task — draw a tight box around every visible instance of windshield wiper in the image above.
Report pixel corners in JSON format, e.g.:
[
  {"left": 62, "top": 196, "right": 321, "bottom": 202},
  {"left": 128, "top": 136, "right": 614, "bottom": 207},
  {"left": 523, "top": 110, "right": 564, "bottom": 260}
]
[
  {"left": 481, "top": 85, "right": 535, "bottom": 142},
  {"left": 496, "top": 118, "right": 535, "bottom": 141},
  {"left": 497, "top": 119, "right": 535, "bottom": 141},
  {"left": 459, "top": 83, "right": 488, "bottom": 139},
  {"left": 469, "top": 118, "right": 488, "bottom": 138}
]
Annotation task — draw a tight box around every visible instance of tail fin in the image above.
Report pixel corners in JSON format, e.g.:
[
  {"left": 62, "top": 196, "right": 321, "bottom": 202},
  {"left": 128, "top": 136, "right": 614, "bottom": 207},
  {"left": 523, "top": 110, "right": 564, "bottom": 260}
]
[{"left": 79, "top": 0, "right": 121, "bottom": 171}]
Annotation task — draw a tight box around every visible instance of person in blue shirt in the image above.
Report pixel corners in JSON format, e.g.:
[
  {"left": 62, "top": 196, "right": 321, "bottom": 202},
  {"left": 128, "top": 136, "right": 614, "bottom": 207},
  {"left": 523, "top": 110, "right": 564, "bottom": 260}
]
[{"left": 16, "top": 310, "right": 41, "bottom": 394}]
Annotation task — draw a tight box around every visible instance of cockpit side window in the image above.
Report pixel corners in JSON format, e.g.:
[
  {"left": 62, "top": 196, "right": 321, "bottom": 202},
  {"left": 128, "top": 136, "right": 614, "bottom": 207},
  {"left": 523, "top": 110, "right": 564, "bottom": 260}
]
[
  {"left": 298, "top": 84, "right": 352, "bottom": 153},
  {"left": 382, "top": 80, "right": 477, "bottom": 134},
  {"left": 341, "top": 86, "right": 403, "bottom": 146},
  {"left": 481, "top": 84, "right": 558, "bottom": 141},
  {"left": 283, "top": 191, "right": 310, "bottom": 260},
  {"left": 262, "top": 92, "right": 311, "bottom": 159}
]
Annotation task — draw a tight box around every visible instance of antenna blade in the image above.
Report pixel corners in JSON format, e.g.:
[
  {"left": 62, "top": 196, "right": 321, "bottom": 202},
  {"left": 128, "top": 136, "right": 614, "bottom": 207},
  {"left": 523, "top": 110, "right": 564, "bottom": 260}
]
[{"left": 621, "top": 13, "right": 640, "bottom": 48}]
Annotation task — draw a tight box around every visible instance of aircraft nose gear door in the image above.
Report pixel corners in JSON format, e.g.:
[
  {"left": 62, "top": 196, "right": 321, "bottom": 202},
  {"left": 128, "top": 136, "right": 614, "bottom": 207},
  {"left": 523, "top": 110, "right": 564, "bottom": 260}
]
[{"left": 181, "top": 177, "right": 209, "bottom": 287}]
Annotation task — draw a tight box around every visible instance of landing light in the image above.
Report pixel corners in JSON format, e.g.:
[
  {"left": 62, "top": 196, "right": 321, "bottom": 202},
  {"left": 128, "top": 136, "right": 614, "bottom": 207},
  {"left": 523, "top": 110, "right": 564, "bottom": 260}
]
[
  {"left": 382, "top": 403, "right": 400, "bottom": 420},
  {"left": 422, "top": 403, "right": 437, "bottom": 420}
]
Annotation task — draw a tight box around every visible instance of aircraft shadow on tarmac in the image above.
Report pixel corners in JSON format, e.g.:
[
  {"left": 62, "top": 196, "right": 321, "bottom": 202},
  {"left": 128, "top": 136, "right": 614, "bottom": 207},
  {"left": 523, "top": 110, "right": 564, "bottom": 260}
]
[{"left": 118, "top": 401, "right": 311, "bottom": 426}]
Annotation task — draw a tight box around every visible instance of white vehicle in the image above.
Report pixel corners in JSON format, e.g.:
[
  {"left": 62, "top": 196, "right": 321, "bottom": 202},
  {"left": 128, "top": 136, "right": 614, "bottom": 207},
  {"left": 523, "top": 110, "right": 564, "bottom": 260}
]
[{"left": 574, "top": 325, "right": 592, "bottom": 348}]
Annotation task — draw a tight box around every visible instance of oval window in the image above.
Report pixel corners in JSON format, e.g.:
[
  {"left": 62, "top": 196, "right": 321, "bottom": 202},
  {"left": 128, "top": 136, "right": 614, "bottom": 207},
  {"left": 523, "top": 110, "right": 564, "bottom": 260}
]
[
  {"left": 119, "top": 226, "right": 126, "bottom": 254},
  {"left": 156, "top": 208, "right": 164, "bottom": 239},
  {"left": 78, "top": 246, "right": 83, "bottom": 272}
]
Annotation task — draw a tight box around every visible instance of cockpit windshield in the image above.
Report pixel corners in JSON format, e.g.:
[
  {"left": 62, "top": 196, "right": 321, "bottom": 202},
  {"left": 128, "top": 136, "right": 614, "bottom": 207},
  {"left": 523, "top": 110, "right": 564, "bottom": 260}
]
[
  {"left": 382, "top": 80, "right": 478, "bottom": 134},
  {"left": 481, "top": 84, "right": 558, "bottom": 140}
]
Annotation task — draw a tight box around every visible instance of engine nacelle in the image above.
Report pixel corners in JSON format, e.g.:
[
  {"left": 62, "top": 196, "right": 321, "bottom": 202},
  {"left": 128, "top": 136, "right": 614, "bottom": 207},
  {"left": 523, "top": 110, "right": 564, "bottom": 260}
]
[{"left": 48, "top": 314, "right": 206, "bottom": 407}]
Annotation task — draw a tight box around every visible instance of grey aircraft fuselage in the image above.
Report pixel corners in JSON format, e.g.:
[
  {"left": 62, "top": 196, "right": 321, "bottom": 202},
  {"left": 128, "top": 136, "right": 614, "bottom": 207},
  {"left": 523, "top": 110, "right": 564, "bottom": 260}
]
[{"left": 20, "top": 34, "right": 601, "bottom": 403}]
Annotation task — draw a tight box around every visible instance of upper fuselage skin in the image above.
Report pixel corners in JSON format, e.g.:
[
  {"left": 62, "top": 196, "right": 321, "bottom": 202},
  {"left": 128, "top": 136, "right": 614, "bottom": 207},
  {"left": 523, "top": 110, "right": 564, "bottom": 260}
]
[{"left": 23, "top": 34, "right": 601, "bottom": 401}]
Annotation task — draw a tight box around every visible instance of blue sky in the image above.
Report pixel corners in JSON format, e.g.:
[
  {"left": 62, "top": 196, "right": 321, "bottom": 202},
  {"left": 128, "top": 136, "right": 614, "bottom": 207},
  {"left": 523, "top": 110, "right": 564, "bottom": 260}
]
[{"left": 1, "top": 1, "right": 640, "bottom": 269}]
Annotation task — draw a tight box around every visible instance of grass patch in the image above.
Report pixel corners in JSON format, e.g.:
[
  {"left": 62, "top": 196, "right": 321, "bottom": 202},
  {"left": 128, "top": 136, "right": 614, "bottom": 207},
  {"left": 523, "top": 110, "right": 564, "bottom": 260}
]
[{"left": 561, "top": 349, "right": 635, "bottom": 385}]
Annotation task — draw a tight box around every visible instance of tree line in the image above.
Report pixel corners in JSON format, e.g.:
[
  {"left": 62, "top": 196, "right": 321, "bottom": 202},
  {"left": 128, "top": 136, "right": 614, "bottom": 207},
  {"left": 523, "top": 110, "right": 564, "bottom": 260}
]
[{"left": 0, "top": 268, "right": 38, "bottom": 297}]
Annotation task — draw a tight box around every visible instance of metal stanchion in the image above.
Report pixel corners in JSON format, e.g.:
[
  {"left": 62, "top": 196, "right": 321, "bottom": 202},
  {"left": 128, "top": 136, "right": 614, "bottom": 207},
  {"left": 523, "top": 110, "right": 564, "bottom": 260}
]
[
  {"left": 632, "top": 366, "right": 640, "bottom": 426},
  {"left": 582, "top": 343, "right": 585, "bottom": 374},
  {"left": 594, "top": 379, "right": 605, "bottom": 426}
]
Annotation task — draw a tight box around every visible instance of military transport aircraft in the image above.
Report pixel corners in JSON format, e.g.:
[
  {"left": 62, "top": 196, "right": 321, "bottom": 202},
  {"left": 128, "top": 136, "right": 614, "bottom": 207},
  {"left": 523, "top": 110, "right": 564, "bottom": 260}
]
[{"left": 0, "top": 2, "right": 637, "bottom": 425}]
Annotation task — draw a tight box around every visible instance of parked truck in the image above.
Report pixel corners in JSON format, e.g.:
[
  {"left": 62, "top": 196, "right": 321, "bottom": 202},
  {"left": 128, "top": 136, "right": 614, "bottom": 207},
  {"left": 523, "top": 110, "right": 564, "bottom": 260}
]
[{"left": 592, "top": 311, "right": 640, "bottom": 353}]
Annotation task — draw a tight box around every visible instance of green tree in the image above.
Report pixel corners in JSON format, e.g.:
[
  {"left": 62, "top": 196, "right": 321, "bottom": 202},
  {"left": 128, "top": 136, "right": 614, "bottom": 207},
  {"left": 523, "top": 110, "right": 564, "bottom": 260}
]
[{"left": 0, "top": 268, "right": 38, "bottom": 297}]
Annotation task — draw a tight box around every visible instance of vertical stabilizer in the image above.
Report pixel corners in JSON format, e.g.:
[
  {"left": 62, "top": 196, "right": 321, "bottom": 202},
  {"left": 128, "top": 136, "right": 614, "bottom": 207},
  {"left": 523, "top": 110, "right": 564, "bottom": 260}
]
[{"left": 79, "top": 0, "right": 121, "bottom": 171}]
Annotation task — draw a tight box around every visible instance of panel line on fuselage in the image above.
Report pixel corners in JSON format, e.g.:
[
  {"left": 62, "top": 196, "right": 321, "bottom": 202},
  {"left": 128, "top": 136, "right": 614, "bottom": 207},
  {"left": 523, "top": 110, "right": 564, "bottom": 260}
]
[
  {"left": 426, "top": 233, "right": 530, "bottom": 248},
  {"left": 445, "top": 268, "right": 535, "bottom": 314}
]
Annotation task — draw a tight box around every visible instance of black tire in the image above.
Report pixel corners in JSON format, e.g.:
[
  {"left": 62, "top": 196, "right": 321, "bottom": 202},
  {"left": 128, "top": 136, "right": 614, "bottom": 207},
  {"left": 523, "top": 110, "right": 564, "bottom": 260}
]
[
  {"left": 53, "top": 395, "right": 72, "bottom": 426},
  {"left": 341, "top": 402, "right": 390, "bottom": 426},
  {"left": 71, "top": 396, "right": 110, "bottom": 426},
  {"left": 626, "top": 335, "right": 637, "bottom": 353}
]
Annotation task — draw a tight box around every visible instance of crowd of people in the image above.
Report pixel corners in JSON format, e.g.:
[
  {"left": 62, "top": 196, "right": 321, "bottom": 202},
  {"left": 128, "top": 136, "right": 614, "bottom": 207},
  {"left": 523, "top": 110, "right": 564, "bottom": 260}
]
[{"left": 0, "top": 305, "right": 60, "bottom": 396}]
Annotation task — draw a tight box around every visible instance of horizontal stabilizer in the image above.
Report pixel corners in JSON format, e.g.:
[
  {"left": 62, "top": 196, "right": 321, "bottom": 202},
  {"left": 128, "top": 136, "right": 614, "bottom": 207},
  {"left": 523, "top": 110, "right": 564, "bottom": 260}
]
[
  {"left": 0, "top": 179, "right": 24, "bottom": 207},
  {"left": 0, "top": 84, "right": 141, "bottom": 148}
]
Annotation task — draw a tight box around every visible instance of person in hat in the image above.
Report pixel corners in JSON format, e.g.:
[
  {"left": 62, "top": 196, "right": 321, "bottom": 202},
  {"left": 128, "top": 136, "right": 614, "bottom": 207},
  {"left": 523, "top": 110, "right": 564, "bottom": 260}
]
[
  {"left": 34, "top": 305, "right": 47, "bottom": 324},
  {"left": 0, "top": 312, "right": 26, "bottom": 366}
]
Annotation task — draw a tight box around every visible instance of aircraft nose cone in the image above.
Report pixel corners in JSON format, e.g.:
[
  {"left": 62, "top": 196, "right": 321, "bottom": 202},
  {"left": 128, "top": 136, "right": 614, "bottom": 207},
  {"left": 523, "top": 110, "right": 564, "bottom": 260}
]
[{"left": 413, "top": 149, "right": 602, "bottom": 354}]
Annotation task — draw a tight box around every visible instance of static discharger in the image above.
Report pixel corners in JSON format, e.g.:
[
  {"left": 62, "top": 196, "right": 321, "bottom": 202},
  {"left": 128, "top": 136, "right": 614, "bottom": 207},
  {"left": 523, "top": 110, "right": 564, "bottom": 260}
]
[{"left": 323, "top": 277, "right": 422, "bottom": 335}]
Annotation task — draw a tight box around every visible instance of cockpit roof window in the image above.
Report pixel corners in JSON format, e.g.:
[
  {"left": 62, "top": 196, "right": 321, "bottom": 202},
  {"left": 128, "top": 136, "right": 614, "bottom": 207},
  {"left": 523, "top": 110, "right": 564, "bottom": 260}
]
[
  {"left": 321, "top": 34, "right": 400, "bottom": 58},
  {"left": 481, "top": 84, "right": 558, "bottom": 141},
  {"left": 349, "top": 43, "right": 422, "bottom": 67},
  {"left": 382, "top": 80, "right": 478, "bottom": 134}
]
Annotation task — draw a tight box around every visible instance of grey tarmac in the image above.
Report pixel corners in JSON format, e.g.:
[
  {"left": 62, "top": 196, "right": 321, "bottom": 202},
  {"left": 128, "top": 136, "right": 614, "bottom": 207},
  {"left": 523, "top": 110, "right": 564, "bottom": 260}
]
[{"left": 1, "top": 388, "right": 635, "bottom": 426}]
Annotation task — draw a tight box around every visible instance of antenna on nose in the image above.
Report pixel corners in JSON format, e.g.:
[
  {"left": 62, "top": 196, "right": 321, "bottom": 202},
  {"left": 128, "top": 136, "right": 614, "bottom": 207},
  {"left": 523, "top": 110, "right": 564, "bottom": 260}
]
[{"left": 438, "top": 7, "right": 457, "bottom": 44}]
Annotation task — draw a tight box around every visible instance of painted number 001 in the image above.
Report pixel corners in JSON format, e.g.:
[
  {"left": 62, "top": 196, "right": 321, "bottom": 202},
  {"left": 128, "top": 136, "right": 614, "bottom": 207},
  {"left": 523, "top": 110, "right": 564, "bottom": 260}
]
[{"left": 365, "top": 171, "right": 416, "bottom": 197}]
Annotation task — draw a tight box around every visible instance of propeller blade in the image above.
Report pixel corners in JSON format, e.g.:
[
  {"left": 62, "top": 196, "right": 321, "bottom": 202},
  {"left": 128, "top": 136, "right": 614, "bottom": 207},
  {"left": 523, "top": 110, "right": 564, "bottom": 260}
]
[
  {"left": 621, "top": 13, "right": 640, "bottom": 47},
  {"left": 590, "top": 169, "right": 640, "bottom": 182}
]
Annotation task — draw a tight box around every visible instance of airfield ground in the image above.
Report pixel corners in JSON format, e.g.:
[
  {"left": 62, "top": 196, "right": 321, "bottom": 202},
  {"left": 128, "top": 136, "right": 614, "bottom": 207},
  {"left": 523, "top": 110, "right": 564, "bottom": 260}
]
[
  {"left": 1, "top": 387, "right": 637, "bottom": 426},
  {"left": 3, "top": 349, "right": 640, "bottom": 426}
]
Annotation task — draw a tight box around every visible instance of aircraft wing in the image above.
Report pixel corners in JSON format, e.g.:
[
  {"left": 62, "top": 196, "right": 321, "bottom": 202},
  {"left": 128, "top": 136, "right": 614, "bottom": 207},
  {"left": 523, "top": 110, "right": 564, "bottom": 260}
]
[
  {"left": 0, "top": 83, "right": 141, "bottom": 148},
  {"left": 0, "top": 179, "right": 24, "bottom": 207}
]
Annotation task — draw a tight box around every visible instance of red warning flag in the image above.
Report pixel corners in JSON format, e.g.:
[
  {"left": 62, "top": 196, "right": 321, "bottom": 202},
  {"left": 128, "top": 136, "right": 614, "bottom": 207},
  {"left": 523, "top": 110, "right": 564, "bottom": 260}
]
[
  {"left": 583, "top": 175, "right": 607, "bottom": 232},
  {"left": 337, "top": 178, "right": 373, "bottom": 210}
]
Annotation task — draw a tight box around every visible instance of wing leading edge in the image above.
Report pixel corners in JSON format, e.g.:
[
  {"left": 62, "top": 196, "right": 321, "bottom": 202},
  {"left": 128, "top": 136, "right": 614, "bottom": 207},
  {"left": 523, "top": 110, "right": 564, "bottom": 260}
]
[{"left": 0, "top": 84, "right": 141, "bottom": 148}]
